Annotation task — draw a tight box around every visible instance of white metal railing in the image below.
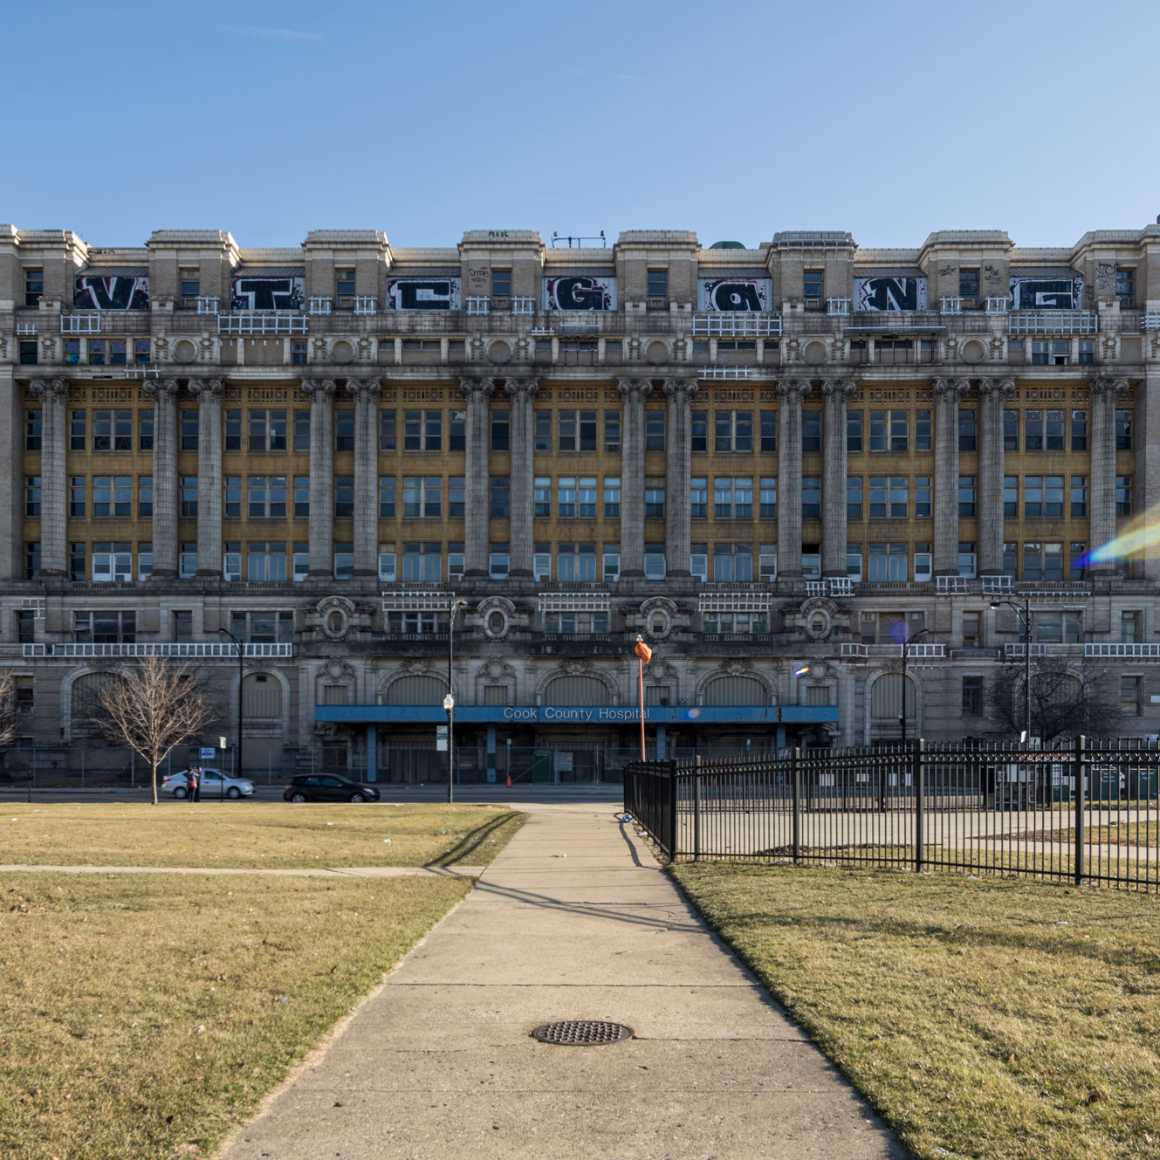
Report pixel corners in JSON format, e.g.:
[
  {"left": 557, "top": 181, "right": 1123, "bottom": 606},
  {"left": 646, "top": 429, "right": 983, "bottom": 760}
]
[
  {"left": 1085, "top": 643, "right": 1160, "bottom": 659},
  {"left": 986, "top": 297, "right": 1010, "bottom": 314},
  {"left": 1008, "top": 310, "right": 1097, "bottom": 336},
  {"left": 512, "top": 296, "right": 535, "bottom": 315},
  {"left": 826, "top": 297, "right": 851, "bottom": 315},
  {"left": 308, "top": 297, "right": 333, "bottom": 315},
  {"left": 196, "top": 296, "right": 220, "bottom": 314},
  {"left": 699, "top": 592, "right": 770, "bottom": 613},
  {"left": 60, "top": 313, "right": 102, "bottom": 334},
  {"left": 860, "top": 643, "right": 947, "bottom": 658},
  {"left": 981, "top": 575, "right": 1014, "bottom": 594},
  {"left": 465, "top": 297, "right": 490, "bottom": 315},
  {"left": 1142, "top": 313, "right": 1160, "bottom": 332},
  {"left": 1004, "top": 643, "right": 1079, "bottom": 659},
  {"left": 936, "top": 576, "right": 974, "bottom": 593},
  {"left": 557, "top": 316, "right": 601, "bottom": 333},
  {"left": 825, "top": 576, "right": 853, "bottom": 597},
  {"left": 15, "top": 321, "right": 38, "bottom": 335},
  {"left": 354, "top": 296, "right": 377, "bottom": 315},
  {"left": 691, "top": 313, "right": 782, "bottom": 337},
  {"left": 697, "top": 367, "right": 757, "bottom": 380},
  {"left": 381, "top": 590, "right": 456, "bottom": 612},
  {"left": 538, "top": 592, "right": 611, "bottom": 613},
  {"left": 939, "top": 297, "right": 962, "bottom": 314},
  {"left": 217, "top": 312, "right": 308, "bottom": 335},
  {"left": 23, "top": 642, "right": 293, "bottom": 659},
  {"left": 840, "top": 642, "right": 868, "bottom": 658}
]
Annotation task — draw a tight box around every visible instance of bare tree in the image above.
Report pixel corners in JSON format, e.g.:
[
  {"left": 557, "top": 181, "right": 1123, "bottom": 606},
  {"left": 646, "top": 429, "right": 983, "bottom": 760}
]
[
  {"left": 987, "top": 657, "right": 1121, "bottom": 744},
  {"left": 96, "top": 657, "right": 213, "bottom": 804},
  {"left": 0, "top": 671, "right": 18, "bottom": 750}
]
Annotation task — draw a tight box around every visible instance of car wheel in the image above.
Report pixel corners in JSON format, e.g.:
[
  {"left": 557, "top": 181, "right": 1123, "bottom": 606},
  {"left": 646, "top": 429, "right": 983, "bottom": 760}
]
[
  {"left": 174, "top": 787, "right": 188, "bottom": 799},
  {"left": 289, "top": 792, "right": 307, "bottom": 803},
  {"left": 349, "top": 793, "right": 366, "bottom": 803},
  {"left": 226, "top": 786, "right": 241, "bottom": 799}
]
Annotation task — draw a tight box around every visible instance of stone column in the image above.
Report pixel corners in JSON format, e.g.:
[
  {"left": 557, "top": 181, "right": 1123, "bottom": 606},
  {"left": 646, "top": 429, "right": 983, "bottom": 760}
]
[
  {"left": 1089, "top": 376, "right": 1127, "bottom": 573},
  {"left": 191, "top": 377, "right": 224, "bottom": 577},
  {"left": 777, "top": 379, "right": 806, "bottom": 578},
  {"left": 349, "top": 378, "right": 380, "bottom": 577},
  {"left": 618, "top": 378, "right": 649, "bottom": 577},
  {"left": 145, "top": 377, "right": 179, "bottom": 578},
  {"left": 663, "top": 377, "right": 696, "bottom": 576},
  {"left": 302, "top": 378, "right": 336, "bottom": 578},
  {"left": 505, "top": 377, "right": 538, "bottom": 578},
  {"left": 821, "top": 378, "right": 855, "bottom": 577},
  {"left": 933, "top": 377, "right": 965, "bottom": 575},
  {"left": 30, "top": 377, "right": 69, "bottom": 576},
  {"left": 977, "top": 376, "right": 1014, "bottom": 575},
  {"left": 461, "top": 378, "right": 492, "bottom": 577}
]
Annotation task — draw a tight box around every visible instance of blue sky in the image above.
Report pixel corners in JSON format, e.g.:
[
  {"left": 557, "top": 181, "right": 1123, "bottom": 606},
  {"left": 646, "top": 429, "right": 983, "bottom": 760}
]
[{"left": 6, "top": 0, "right": 1159, "bottom": 249}]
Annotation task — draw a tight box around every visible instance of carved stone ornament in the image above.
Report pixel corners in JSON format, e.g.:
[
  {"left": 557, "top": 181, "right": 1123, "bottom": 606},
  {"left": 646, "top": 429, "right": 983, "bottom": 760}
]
[
  {"left": 322, "top": 657, "right": 356, "bottom": 682},
  {"left": 798, "top": 596, "right": 837, "bottom": 642},
  {"left": 640, "top": 596, "right": 677, "bottom": 640},
  {"left": 316, "top": 595, "right": 356, "bottom": 642},
  {"left": 478, "top": 595, "right": 514, "bottom": 640}
]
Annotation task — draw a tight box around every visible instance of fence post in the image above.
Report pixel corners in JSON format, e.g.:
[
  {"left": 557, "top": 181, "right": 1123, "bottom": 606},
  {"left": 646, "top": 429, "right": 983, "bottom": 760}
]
[
  {"left": 1074, "top": 734, "right": 1086, "bottom": 886},
  {"left": 667, "top": 761, "right": 679, "bottom": 862},
  {"left": 791, "top": 747, "right": 802, "bottom": 865},
  {"left": 913, "top": 737, "right": 925, "bottom": 873},
  {"left": 693, "top": 768, "right": 702, "bottom": 862}
]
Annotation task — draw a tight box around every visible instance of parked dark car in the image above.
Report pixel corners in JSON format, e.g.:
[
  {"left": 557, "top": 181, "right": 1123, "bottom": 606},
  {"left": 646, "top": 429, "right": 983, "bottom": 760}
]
[{"left": 283, "top": 774, "right": 381, "bottom": 803}]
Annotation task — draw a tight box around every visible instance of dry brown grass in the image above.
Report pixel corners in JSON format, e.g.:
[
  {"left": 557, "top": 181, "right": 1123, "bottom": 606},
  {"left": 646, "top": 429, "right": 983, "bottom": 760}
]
[
  {"left": 0, "top": 802, "right": 524, "bottom": 868},
  {"left": 1009, "top": 821, "right": 1158, "bottom": 847},
  {"left": 674, "top": 863, "right": 1160, "bottom": 1160},
  {"left": 0, "top": 871, "right": 468, "bottom": 1160}
]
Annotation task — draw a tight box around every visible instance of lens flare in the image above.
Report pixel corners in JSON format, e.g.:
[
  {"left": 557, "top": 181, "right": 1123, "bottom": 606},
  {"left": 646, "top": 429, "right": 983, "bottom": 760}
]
[{"left": 1085, "top": 509, "right": 1160, "bottom": 566}]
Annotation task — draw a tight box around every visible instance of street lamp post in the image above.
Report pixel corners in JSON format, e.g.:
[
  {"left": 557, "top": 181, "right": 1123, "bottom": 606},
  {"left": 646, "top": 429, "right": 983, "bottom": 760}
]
[
  {"left": 216, "top": 628, "right": 244, "bottom": 799},
  {"left": 899, "top": 628, "right": 933, "bottom": 744},
  {"left": 446, "top": 599, "right": 466, "bottom": 803},
  {"left": 633, "top": 635, "right": 653, "bottom": 761},
  {"left": 991, "top": 596, "right": 1033, "bottom": 742}
]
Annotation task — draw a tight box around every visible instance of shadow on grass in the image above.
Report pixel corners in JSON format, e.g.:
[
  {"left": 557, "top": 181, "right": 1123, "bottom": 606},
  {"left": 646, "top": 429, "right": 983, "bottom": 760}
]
[{"left": 425, "top": 812, "right": 521, "bottom": 869}]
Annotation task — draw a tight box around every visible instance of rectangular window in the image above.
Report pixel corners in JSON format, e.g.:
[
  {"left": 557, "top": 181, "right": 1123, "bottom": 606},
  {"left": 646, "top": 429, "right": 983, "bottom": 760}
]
[
  {"left": 867, "top": 542, "right": 909, "bottom": 582},
  {"left": 533, "top": 476, "right": 551, "bottom": 519},
  {"left": 914, "top": 544, "right": 932, "bottom": 583},
  {"left": 1115, "top": 409, "right": 1133, "bottom": 451},
  {"left": 644, "top": 544, "right": 667, "bottom": 581},
  {"left": 294, "top": 410, "right": 310, "bottom": 451},
  {"left": 846, "top": 410, "right": 862, "bottom": 452},
  {"left": 176, "top": 409, "right": 197, "bottom": 452},
  {"left": 24, "top": 410, "right": 42, "bottom": 451},
  {"left": 447, "top": 543, "right": 465, "bottom": 581},
  {"left": 490, "top": 476, "right": 510, "bottom": 518},
  {"left": 89, "top": 543, "right": 133, "bottom": 585},
  {"left": 801, "top": 410, "right": 822, "bottom": 453},
  {"left": 138, "top": 475, "right": 153, "bottom": 518},
  {"left": 224, "top": 475, "right": 242, "bottom": 519},
  {"left": 1025, "top": 410, "right": 1043, "bottom": 451},
  {"left": 1070, "top": 409, "right": 1087, "bottom": 451},
  {"left": 760, "top": 543, "right": 778, "bottom": 581},
  {"left": 803, "top": 269, "right": 824, "bottom": 305},
  {"left": 802, "top": 477, "right": 821, "bottom": 521},
  {"left": 558, "top": 477, "right": 577, "bottom": 519},
  {"left": 1024, "top": 475, "right": 1043, "bottom": 518},
  {"left": 70, "top": 410, "right": 86, "bottom": 451},
  {"left": 647, "top": 269, "right": 668, "bottom": 299},
  {"left": 402, "top": 476, "right": 442, "bottom": 519},
  {"left": 70, "top": 475, "right": 86, "bottom": 518},
  {"left": 958, "top": 542, "right": 977, "bottom": 579},
  {"left": 869, "top": 410, "right": 908, "bottom": 452},
  {"left": 959, "top": 269, "right": 980, "bottom": 301},
  {"left": 1116, "top": 267, "right": 1136, "bottom": 308},
  {"left": 914, "top": 476, "right": 931, "bottom": 519},
  {"left": 761, "top": 410, "right": 778, "bottom": 452},
  {"left": 333, "top": 476, "right": 354, "bottom": 518},
  {"left": 603, "top": 410, "right": 620, "bottom": 453},
  {"left": 690, "top": 477, "right": 707, "bottom": 520},
  {"left": 251, "top": 475, "right": 289, "bottom": 519},
  {"left": 491, "top": 268, "right": 512, "bottom": 298},
  {"left": 334, "top": 409, "right": 355, "bottom": 452},
  {"left": 138, "top": 408, "right": 154, "bottom": 450},
  {"left": 178, "top": 267, "right": 200, "bottom": 299},
  {"left": 869, "top": 476, "right": 907, "bottom": 519},
  {"left": 962, "top": 612, "right": 981, "bottom": 647},
  {"left": 448, "top": 476, "right": 465, "bottom": 518},
  {"left": 377, "top": 476, "right": 395, "bottom": 519},
  {"left": 294, "top": 475, "right": 311, "bottom": 519},
  {"left": 533, "top": 544, "right": 551, "bottom": 583},
  {"left": 1070, "top": 475, "right": 1087, "bottom": 518},
  {"left": 181, "top": 542, "right": 199, "bottom": 580},
  {"left": 1116, "top": 475, "right": 1133, "bottom": 517},
  {"left": 690, "top": 544, "right": 708, "bottom": 583},
  {"left": 69, "top": 542, "right": 86, "bottom": 582},
  {"left": 958, "top": 475, "right": 976, "bottom": 518},
  {"left": 962, "top": 675, "right": 984, "bottom": 716},
  {"left": 1122, "top": 610, "right": 1143, "bottom": 643},
  {"left": 644, "top": 411, "right": 666, "bottom": 452},
  {"left": 715, "top": 410, "right": 753, "bottom": 453},
  {"left": 489, "top": 543, "right": 510, "bottom": 581},
  {"left": 19, "top": 340, "right": 37, "bottom": 366},
  {"left": 1043, "top": 475, "right": 1064, "bottom": 518},
  {"left": 846, "top": 477, "right": 862, "bottom": 521},
  {"left": 603, "top": 476, "right": 621, "bottom": 518},
  {"left": 404, "top": 410, "right": 442, "bottom": 451},
  {"left": 1045, "top": 409, "right": 1065, "bottom": 451},
  {"left": 180, "top": 475, "right": 198, "bottom": 518},
  {"left": 335, "top": 267, "right": 356, "bottom": 300},
  {"left": 376, "top": 546, "right": 395, "bottom": 584},
  {"left": 24, "top": 476, "right": 41, "bottom": 518},
  {"left": 915, "top": 409, "right": 931, "bottom": 452},
  {"left": 378, "top": 409, "right": 396, "bottom": 451},
  {"left": 535, "top": 411, "right": 553, "bottom": 452},
  {"left": 1004, "top": 409, "right": 1019, "bottom": 452},
  {"left": 24, "top": 267, "right": 44, "bottom": 307},
  {"left": 334, "top": 543, "right": 353, "bottom": 581},
  {"left": 449, "top": 409, "right": 466, "bottom": 451},
  {"left": 958, "top": 409, "right": 977, "bottom": 451},
  {"left": 491, "top": 410, "right": 510, "bottom": 451},
  {"left": 761, "top": 477, "right": 778, "bottom": 519},
  {"left": 290, "top": 339, "right": 308, "bottom": 366},
  {"left": 1004, "top": 475, "right": 1018, "bottom": 518},
  {"left": 247, "top": 541, "right": 287, "bottom": 582},
  {"left": 1121, "top": 675, "right": 1142, "bottom": 716},
  {"left": 691, "top": 411, "right": 708, "bottom": 453},
  {"left": 73, "top": 608, "right": 136, "bottom": 641}
]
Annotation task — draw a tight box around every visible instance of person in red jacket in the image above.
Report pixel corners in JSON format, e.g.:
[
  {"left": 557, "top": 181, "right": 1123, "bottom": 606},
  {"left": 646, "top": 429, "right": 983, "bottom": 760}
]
[{"left": 187, "top": 766, "right": 201, "bottom": 802}]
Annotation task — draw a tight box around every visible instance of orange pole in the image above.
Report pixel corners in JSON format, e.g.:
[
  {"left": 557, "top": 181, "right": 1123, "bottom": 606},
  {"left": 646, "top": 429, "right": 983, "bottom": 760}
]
[{"left": 638, "top": 656, "right": 646, "bottom": 760}]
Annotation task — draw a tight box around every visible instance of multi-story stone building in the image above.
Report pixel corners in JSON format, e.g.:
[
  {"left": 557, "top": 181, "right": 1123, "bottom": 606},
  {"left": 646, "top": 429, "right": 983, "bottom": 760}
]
[{"left": 2, "top": 222, "right": 1159, "bottom": 781}]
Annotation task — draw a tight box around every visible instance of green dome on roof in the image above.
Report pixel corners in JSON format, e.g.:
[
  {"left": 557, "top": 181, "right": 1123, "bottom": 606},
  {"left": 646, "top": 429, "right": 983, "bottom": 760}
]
[{"left": 708, "top": 240, "right": 746, "bottom": 249}]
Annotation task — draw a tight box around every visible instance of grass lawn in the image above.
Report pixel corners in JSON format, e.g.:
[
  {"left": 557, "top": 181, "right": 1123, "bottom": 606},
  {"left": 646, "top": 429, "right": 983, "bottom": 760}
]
[
  {"left": 0, "top": 871, "right": 468, "bottom": 1160},
  {"left": 674, "top": 863, "right": 1160, "bottom": 1160},
  {"left": 0, "top": 802, "right": 524, "bottom": 868},
  {"left": 1008, "top": 821, "right": 1158, "bottom": 847}
]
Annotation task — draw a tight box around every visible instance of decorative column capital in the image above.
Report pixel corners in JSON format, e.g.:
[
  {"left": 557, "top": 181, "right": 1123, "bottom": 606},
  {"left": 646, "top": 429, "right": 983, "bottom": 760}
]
[
  {"left": 300, "top": 378, "right": 336, "bottom": 399},
  {"left": 777, "top": 378, "right": 808, "bottom": 401},
  {"left": 932, "top": 377, "right": 962, "bottom": 401},
  {"left": 459, "top": 376, "right": 493, "bottom": 402},
  {"left": 821, "top": 378, "right": 857, "bottom": 400},
  {"left": 190, "top": 377, "right": 224, "bottom": 400},
  {"left": 662, "top": 376, "right": 697, "bottom": 403},
  {"left": 503, "top": 376, "right": 539, "bottom": 401},
  {"left": 30, "top": 377, "right": 70, "bottom": 402},
  {"left": 1089, "top": 375, "right": 1129, "bottom": 398},
  {"left": 345, "top": 377, "right": 381, "bottom": 404},
  {"left": 142, "top": 377, "right": 180, "bottom": 401},
  {"left": 617, "top": 377, "right": 651, "bottom": 402},
  {"left": 979, "top": 376, "right": 1015, "bottom": 400}
]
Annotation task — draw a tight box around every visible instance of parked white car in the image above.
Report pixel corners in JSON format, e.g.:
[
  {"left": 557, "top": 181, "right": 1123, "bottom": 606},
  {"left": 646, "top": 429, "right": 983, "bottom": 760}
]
[{"left": 162, "top": 768, "right": 255, "bottom": 799}]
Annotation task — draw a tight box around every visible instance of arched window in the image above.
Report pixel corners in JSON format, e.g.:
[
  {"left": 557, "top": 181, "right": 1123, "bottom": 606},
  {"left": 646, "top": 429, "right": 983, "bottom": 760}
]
[
  {"left": 871, "top": 674, "right": 916, "bottom": 720},
  {"left": 543, "top": 675, "right": 611, "bottom": 706},
  {"left": 385, "top": 675, "right": 447, "bottom": 705},
  {"left": 702, "top": 674, "right": 765, "bottom": 706},
  {"left": 242, "top": 673, "right": 283, "bottom": 720},
  {"left": 71, "top": 671, "right": 121, "bottom": 734}
]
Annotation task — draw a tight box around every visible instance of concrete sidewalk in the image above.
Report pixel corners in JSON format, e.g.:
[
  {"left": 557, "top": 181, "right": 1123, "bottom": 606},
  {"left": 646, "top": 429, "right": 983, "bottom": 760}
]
[{"left": 217, "top": 803, "right": 906, "bottom": 1160}]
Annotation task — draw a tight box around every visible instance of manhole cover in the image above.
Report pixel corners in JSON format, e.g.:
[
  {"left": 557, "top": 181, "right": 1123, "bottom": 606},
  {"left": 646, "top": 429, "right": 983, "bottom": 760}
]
[{"left": 531, "top": 1020, "right": 634, "bottom": 1047}]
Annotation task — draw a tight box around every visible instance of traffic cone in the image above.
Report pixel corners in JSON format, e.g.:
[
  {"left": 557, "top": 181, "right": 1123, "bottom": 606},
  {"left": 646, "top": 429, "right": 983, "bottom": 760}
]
[{"left": 505, "top": 770, "right": 512, "bottom": 788}]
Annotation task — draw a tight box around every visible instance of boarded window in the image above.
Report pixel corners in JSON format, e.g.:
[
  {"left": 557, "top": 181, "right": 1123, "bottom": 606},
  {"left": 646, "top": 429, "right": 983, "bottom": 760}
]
[
  {"left": 242, "top": 673, "right": 283, "bottom": 719},
  {"left": 482, "top": 684, "right": 510, "bottom": 706},
  {"left": 871, "top": 674, "right": 915, "bottom": 720},
  {"left": 804, "top": 684, "right": 833, "bottom": 706},
  {"left": 702, "top": 675, "right": 765, "bottom": 706},
  {"left": 645, "top": 684, "right": 674, "bottom": 706},
  {"left": 71, "top": 671, "right": 120, "bottom": 732},
  {"left": 385, "top": 675, "right": 446, "bottom": 705},
  {"left": 543, "top": 675, "right": 610, "bottom": 706},
  {"left": 320, "top": 684, "right": 352, "bottom": 705}
]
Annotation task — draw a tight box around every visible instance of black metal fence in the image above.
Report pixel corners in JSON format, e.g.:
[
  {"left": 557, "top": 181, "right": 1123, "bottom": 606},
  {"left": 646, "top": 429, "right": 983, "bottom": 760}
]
[{"left": 625, "top": 737, "right": 1160, "bottom": 892}]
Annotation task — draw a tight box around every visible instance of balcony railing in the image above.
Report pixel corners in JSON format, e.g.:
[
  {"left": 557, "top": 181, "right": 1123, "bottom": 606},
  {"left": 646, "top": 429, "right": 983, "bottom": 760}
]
[
  {"left": 1084, "top": 643, "right": 1160, "bottom": 659},
  {"left": 60, "top": 313, "right": 103, "bottom": 334},
  {"left": 986, "top": 297, "right": 1010, "bottom": 314},
  {"left": 1142, "top": 313, "right": 1160, "bottom": 332},
  {"left": 195, "top": 297, "right": 220, "bottom": 314},
  {"left": 217, "top": 312, "right": 308, "bottom": 335},
  {"left": 465, "top": 297, "right": 490, "bottom": 315},
  {"left": 691, "top": 313, "right": 782, "bottom": 337},
  {"left": 22, "top": 642, "right": 293, "bottom": 659},
  {"left": 842, "top": 642, "right": 946, "bottom": 658},
  {"left": 308, "top": 297, "right": 333, "bottom": 315},
  {"left": 353, "top": 296, "right": 377, "bottom": 315},
  {"left": 1008, "top": 310, "right": 1097, "bottom": 336}
]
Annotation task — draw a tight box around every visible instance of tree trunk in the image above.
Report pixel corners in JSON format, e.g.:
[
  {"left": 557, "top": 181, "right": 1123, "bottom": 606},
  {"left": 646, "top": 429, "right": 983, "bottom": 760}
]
[{"left": 151, "top": 760, "right": 160, "bottom": 806}]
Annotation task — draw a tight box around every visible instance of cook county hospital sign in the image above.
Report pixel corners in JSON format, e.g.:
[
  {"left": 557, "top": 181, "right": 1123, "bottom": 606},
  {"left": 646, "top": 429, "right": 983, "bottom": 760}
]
[
  {"left": 314, "top": 703, "right": 837, "bottom": 726},
  {"left": 503, "top": 706, "right": 643, "bottom": 723}
]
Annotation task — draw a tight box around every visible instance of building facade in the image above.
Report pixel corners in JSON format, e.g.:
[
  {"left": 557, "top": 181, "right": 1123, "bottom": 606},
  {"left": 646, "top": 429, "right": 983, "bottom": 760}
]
[{"left": 2, "top": 223, "right": 1160, "bottom": 780}]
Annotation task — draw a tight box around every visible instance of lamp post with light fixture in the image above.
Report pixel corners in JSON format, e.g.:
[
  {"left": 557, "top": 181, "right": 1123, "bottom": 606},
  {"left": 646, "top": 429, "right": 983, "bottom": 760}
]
[
  {"left": 445, "top": 599, "right": 467, "bottom": 803},
  {"left": 633, "top": 635, "right": 653, "bottom": 761},
  {"left": 990, "top": 595, "right": 1034, "bottom": 743}
]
